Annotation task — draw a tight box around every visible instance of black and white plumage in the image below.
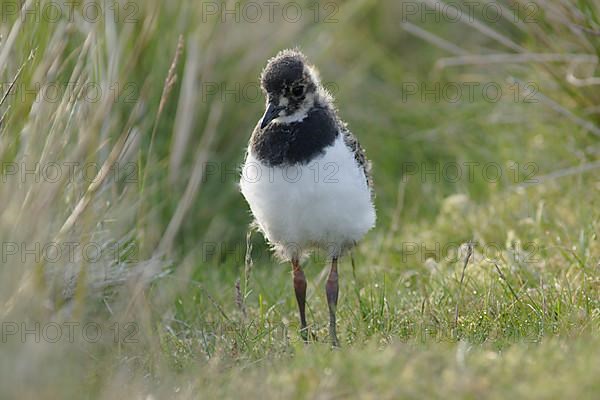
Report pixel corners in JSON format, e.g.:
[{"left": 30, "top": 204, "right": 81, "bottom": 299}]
[{"left": 239, "top": 49, "right": 376, "bottom": 345}]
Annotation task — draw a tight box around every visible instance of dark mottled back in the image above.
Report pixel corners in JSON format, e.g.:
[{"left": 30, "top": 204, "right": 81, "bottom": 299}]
[{"left": 261, "top": 50, "right": 306, "bottom": 95}]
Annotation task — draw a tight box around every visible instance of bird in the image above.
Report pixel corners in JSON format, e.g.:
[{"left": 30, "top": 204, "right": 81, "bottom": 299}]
[{"left": 240, "top": 49, "right": 376, "bottom": 346}]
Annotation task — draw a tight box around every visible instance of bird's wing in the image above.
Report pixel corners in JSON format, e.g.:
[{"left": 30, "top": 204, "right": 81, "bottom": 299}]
[{"left": 341, "top": 127, "right": 373, "bottom": 191}]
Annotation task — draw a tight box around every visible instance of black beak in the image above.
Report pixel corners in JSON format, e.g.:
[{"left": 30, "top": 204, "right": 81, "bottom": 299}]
[{"left": 260, "top": 102, "right": 284, "bottom": 129}]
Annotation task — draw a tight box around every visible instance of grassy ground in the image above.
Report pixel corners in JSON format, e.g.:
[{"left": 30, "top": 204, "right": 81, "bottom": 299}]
[{"left": 1, "top": 0, "right": 599, "bottom": 398}]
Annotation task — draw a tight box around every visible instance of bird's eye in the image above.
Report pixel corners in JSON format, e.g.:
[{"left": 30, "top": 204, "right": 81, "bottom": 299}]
[{"left": 292, "top": 85, "right": 304, "bottom": 97}]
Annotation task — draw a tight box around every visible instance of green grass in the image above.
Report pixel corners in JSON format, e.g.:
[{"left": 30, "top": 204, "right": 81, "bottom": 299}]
[{"left": 0, "top": 0, "right": 599, "bottom": 398}]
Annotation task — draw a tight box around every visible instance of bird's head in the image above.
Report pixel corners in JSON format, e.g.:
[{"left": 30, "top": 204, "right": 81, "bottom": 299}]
[{"left": 259, "top": 49, "right": 322, "bottom": 129}]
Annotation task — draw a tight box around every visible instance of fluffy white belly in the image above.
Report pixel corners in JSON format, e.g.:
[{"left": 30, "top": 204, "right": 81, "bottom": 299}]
[{"left": 240, "top": 135, "right": 376, "bottom": 259}]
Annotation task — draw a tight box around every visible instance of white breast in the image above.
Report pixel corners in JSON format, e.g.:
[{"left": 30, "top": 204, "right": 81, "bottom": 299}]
[{"left": 240, "top": 135, "right": 376, "bottom": 260}]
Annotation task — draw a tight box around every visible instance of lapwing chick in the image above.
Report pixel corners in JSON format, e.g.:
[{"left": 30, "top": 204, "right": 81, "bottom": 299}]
[{"left": 240, "top": 49, "right": 376, "bottom": 346}]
